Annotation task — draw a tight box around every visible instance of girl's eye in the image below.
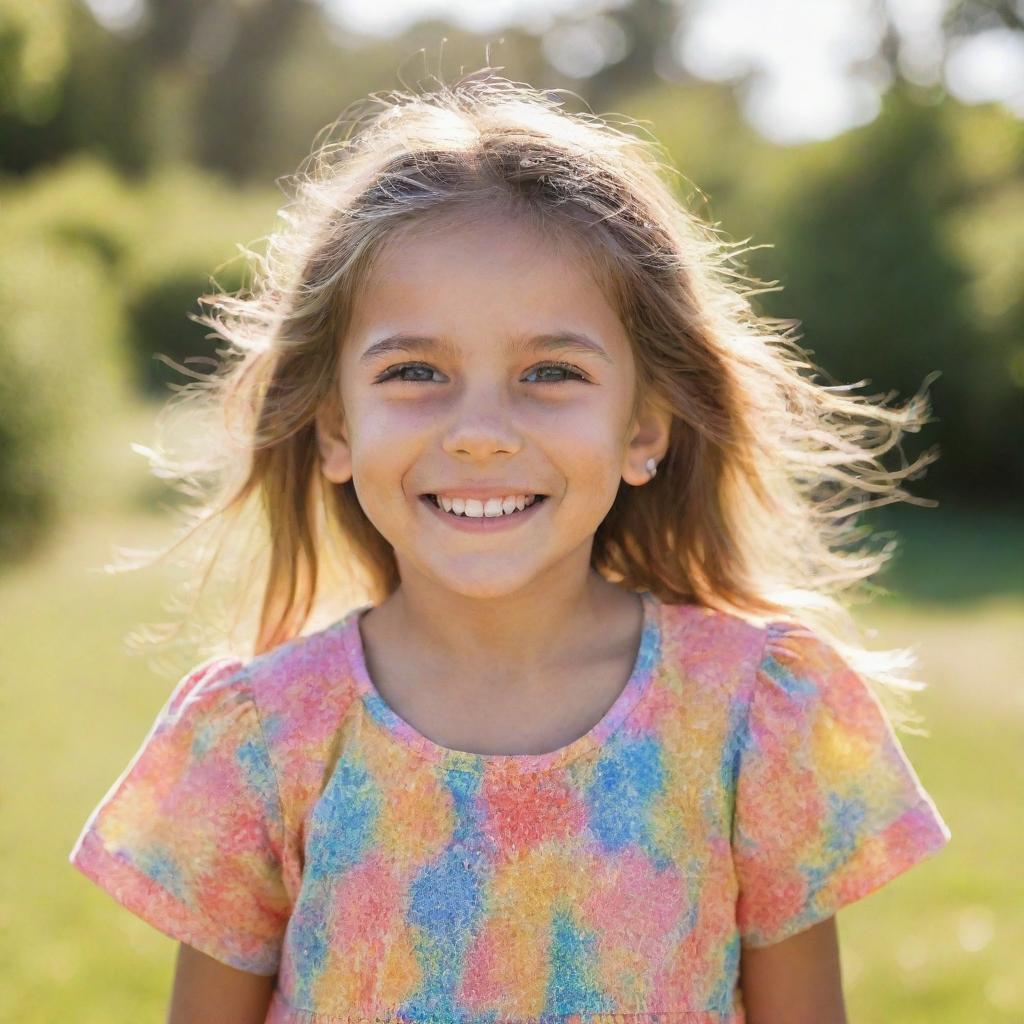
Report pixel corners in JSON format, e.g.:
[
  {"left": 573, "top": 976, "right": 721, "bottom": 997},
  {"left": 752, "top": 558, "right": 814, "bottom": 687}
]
[
  {"left": 373, "top": 362, "right": 441, "bottom": 384},
  {"left": 525, "top": 361, "right": 589, "bottom": 383},
  {"left": 373, "top": 361, "right": 589, "bottom": 384}
]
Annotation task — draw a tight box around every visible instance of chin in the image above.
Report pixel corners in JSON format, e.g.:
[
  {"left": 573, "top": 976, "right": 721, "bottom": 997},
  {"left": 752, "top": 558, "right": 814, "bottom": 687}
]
[{"left": 402, "top": 560, "right": 559, "bottom": 603}]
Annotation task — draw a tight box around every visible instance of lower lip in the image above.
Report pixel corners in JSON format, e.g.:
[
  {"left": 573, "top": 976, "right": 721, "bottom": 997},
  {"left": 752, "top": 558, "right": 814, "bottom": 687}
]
[{"left": 419, "top": 495, "right": 549, "bottom": 531}]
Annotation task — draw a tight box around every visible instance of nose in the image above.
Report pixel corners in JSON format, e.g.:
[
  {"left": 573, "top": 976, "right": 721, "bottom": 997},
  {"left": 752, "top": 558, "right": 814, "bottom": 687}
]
[{"left": 439, "top": 388, "right": 524, "bottom": 459}]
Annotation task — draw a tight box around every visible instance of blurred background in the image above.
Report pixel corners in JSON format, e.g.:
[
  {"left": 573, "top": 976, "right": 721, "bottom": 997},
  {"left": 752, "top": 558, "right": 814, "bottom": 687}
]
[{"left": 1, "top": 0, "right": 1021, "bottom": 1020}]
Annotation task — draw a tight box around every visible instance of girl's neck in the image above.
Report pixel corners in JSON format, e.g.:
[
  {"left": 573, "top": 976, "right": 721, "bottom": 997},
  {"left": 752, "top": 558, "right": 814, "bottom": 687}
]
[{"left": 361, "top": 572, "right": 639, "bottom": 690}]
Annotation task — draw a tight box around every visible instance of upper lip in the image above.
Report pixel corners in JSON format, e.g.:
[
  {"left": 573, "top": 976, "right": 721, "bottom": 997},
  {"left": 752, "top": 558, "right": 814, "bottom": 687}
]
[{"left": 422, "top": 487, "right": 546, "bottom": 499}]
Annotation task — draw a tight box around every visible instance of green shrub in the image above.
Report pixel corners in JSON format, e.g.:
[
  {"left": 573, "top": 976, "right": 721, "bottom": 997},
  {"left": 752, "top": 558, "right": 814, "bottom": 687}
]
[
  {"left": 118, "top": 165, "right": 277, "bottom": 395},
  {"left": 0, "top": 154, "right": 138, "bottom": 268},
  {"left": 0, "top": 236, "right": 130, "bottom": 563},
  {"left": 1, "top": 154, "right": 278, "bottom": 396}
]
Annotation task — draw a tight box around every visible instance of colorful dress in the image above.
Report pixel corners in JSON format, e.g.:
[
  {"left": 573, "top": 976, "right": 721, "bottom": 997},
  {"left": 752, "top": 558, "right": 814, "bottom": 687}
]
[{"left": 69, "top": 590, "right": 951, "bottom": 1023}]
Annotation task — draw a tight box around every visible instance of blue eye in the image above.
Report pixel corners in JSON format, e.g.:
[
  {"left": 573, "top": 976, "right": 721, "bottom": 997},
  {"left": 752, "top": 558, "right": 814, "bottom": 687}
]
[
  {"left": 373, "top": 361, "right": 589, "bottom": 384},
  {"left": 525, "top": 361, "right": 589, "bottom": 383},
  {"left": 373, "top": 363, "right": 438, "bottom": 384}
]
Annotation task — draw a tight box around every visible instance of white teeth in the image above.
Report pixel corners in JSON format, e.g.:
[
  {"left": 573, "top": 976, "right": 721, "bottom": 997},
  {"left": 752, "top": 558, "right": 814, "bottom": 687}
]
[{"left": 435, "top": 494, "right": 538, "bottom": 518}]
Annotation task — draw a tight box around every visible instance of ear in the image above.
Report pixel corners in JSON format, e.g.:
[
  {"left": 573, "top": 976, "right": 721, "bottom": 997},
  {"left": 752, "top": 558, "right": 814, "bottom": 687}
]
[
  {"left": 314, "top": 399, "right": 352, "bottom": 486},
  {"left": 622, "top": 395, "right": 673, "bottom": 488}
]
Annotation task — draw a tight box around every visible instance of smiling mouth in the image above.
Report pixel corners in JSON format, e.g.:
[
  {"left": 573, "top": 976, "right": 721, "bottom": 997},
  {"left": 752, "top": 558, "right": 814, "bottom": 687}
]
[{"left": 422, "top": 494, "right": 548, "bottom": 517}]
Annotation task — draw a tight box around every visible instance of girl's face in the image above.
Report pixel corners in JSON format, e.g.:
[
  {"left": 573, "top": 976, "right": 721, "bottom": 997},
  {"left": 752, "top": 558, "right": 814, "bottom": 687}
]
[{"left": 317, "top": 211, "right": 669, "bottom": 602}]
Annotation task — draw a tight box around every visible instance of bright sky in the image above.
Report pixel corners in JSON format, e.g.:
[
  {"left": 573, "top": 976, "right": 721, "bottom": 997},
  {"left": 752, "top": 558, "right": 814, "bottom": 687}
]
[{"left": 88, "top": 0, "right": 1024, "bottom": 144}]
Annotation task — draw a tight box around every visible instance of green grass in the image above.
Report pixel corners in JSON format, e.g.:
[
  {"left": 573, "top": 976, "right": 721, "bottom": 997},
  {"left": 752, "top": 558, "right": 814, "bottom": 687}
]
[
  {"left": 837, "top": 598, "right": 1023, "bottom": 1023},
  {"left": 1, "top": 403, "right": 1020, "bottom": 1021}
]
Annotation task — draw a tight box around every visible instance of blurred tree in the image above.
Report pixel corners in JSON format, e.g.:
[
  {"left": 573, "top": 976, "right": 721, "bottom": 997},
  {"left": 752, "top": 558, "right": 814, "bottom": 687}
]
[
  {"left": 189, "top": 0, "right": 307, "bottom": 179},
  {"left": 939, "top": 97, "right": 1024, "bottom": 501},
  {"left": 258, "top": 16, "right": 557, "bottom": 177},
  {"left": 584, "top": 0, "right": 688, "bottom": 111},
  {"left": 617, "top": 77, "right": 763, "bottom": 213},
  {"left": 945, "top": 0, "right": 1023, "bottom": 32},
  {"left": 6, "top": 0, "right": 1022, "bottom": 182},
  {"left": 380, "top": 21, "right": 555, "bottom": 106},
  {"left": 871, "top": 0, "right": 1024, "bottom": 101},
  {"left": 757, "top": 82, "right": 1021, "bottom": 501},
  {"left": 0, "top": 0, "right": 73, "bottom": 171},
  {"left": 133, "top": 0, "right": 208, "bottom": 67},
  {"left": 0, "top": 233, "right": 130, "bottom": 563},
  {"left": 1, "top": 1, "right": 157, "bottom": 175},
  {"left": 0, "top": 0, "right": 70, "bottom": 124}
]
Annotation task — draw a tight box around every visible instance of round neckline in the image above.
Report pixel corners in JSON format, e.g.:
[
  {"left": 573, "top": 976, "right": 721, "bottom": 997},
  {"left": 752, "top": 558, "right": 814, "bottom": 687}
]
[{"left": 338, "top": 589, "right": 662, "bottom": 773}]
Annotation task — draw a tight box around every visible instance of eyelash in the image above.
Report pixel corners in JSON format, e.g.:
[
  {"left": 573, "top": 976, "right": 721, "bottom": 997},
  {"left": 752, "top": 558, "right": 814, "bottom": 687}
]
[{"left": 373, "top": 360, "right": 590, "bottom": 384}]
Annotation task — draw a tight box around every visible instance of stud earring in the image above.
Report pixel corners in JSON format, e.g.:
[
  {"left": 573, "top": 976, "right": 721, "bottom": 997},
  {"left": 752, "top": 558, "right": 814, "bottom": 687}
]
[{"left": 645, "top": 457, "right": 658, "bottom": 479}]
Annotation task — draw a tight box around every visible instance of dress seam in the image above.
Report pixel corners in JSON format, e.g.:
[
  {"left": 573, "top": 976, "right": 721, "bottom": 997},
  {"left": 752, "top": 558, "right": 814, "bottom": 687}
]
[
  {"left": 238, "top": 665, "right": 295, "bottom": 847},
  {"left": 246, "top": 664, "right": 314, "bottom": 850},
  {"left": 729, "top": 620, "right": 781, "bottom": 838}
]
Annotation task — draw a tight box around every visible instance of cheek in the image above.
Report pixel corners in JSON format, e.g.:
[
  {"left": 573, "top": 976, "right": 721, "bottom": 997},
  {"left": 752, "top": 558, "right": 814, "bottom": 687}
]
[
  {"left": 358, "top": 398, "right": 430, "bottom": 434},
  {"left": 346, "top": 413, "right": 421, "bottom": 498},
  {"left": 348, "top": 405, "right": 429, "bottom": 469},
  {"left": 543, "top": 411, "right": 626, "bottom": 462}
]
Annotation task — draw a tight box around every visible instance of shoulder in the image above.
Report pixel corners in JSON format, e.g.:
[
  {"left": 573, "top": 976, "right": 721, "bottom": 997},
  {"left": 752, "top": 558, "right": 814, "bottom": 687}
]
[
  {"left": 655, "top": 598, "right": 849, "bottom": 699},
  {"left": 166, "top": 653, "right": 250, "bottom": 711},
  {"left": 241, "top": 614, "right": 362, "bottom": 746},
  {"left": 655, "top": 598, "right": 772, "bottom": 703},
  {"left": 237, "top": 613, "right": 364, "bottom": 829},
  {"left": 751, "top": 619, "right": 870, "bottom": 716}
]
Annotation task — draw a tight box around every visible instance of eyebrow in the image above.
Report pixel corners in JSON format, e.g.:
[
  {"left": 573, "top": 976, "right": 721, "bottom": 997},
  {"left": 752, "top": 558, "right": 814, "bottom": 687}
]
[{"left": 358, "top": 331, "right": 613, "bottom": 365}]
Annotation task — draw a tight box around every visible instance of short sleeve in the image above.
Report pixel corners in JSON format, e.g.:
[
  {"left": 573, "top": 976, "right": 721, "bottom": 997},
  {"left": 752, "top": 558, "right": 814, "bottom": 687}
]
[
  {"left": 69, "top": 656, "right": 291, "bottom": 975},
  {"left": 732, "top": 622, "right": 951, "bottom": 948}
]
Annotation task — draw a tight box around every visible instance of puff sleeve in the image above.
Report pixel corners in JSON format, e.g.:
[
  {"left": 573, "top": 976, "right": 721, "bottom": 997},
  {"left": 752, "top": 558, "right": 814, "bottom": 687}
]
[
  {"left": 732, "top": 622, "right": 951, "bottom": 948},
  {"left": 69, "top": 656, "right": 291, "bottom": 975}
]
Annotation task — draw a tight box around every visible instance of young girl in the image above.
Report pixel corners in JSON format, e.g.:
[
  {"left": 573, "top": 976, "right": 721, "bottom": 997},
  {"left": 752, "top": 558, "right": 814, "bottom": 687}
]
[{"left": 69, "top": 72, "right": 951, "bottom": 1024}]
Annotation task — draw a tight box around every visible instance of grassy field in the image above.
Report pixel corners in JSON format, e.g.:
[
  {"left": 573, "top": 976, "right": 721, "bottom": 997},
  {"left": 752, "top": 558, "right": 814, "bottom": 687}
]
[{"left": 1, "top": 401, "right": 1020, "bottom": 1022}]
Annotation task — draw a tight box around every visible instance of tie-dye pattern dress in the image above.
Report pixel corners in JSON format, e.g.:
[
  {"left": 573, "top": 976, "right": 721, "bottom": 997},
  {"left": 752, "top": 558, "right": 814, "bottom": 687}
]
[{"left": 69, "top": 590, "right": 951, "bottom": 1023}]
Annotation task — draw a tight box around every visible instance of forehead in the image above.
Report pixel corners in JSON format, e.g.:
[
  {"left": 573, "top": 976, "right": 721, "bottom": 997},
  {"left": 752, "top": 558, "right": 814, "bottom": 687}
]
[{"left": 350, "top": 211, "right": 619, "bottom": 327}]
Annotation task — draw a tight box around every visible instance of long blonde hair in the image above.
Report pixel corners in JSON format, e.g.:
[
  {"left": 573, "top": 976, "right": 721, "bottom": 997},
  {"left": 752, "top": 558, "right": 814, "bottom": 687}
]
[{"left": 121, "top": 70, "right": 939, "bottom": 731}]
